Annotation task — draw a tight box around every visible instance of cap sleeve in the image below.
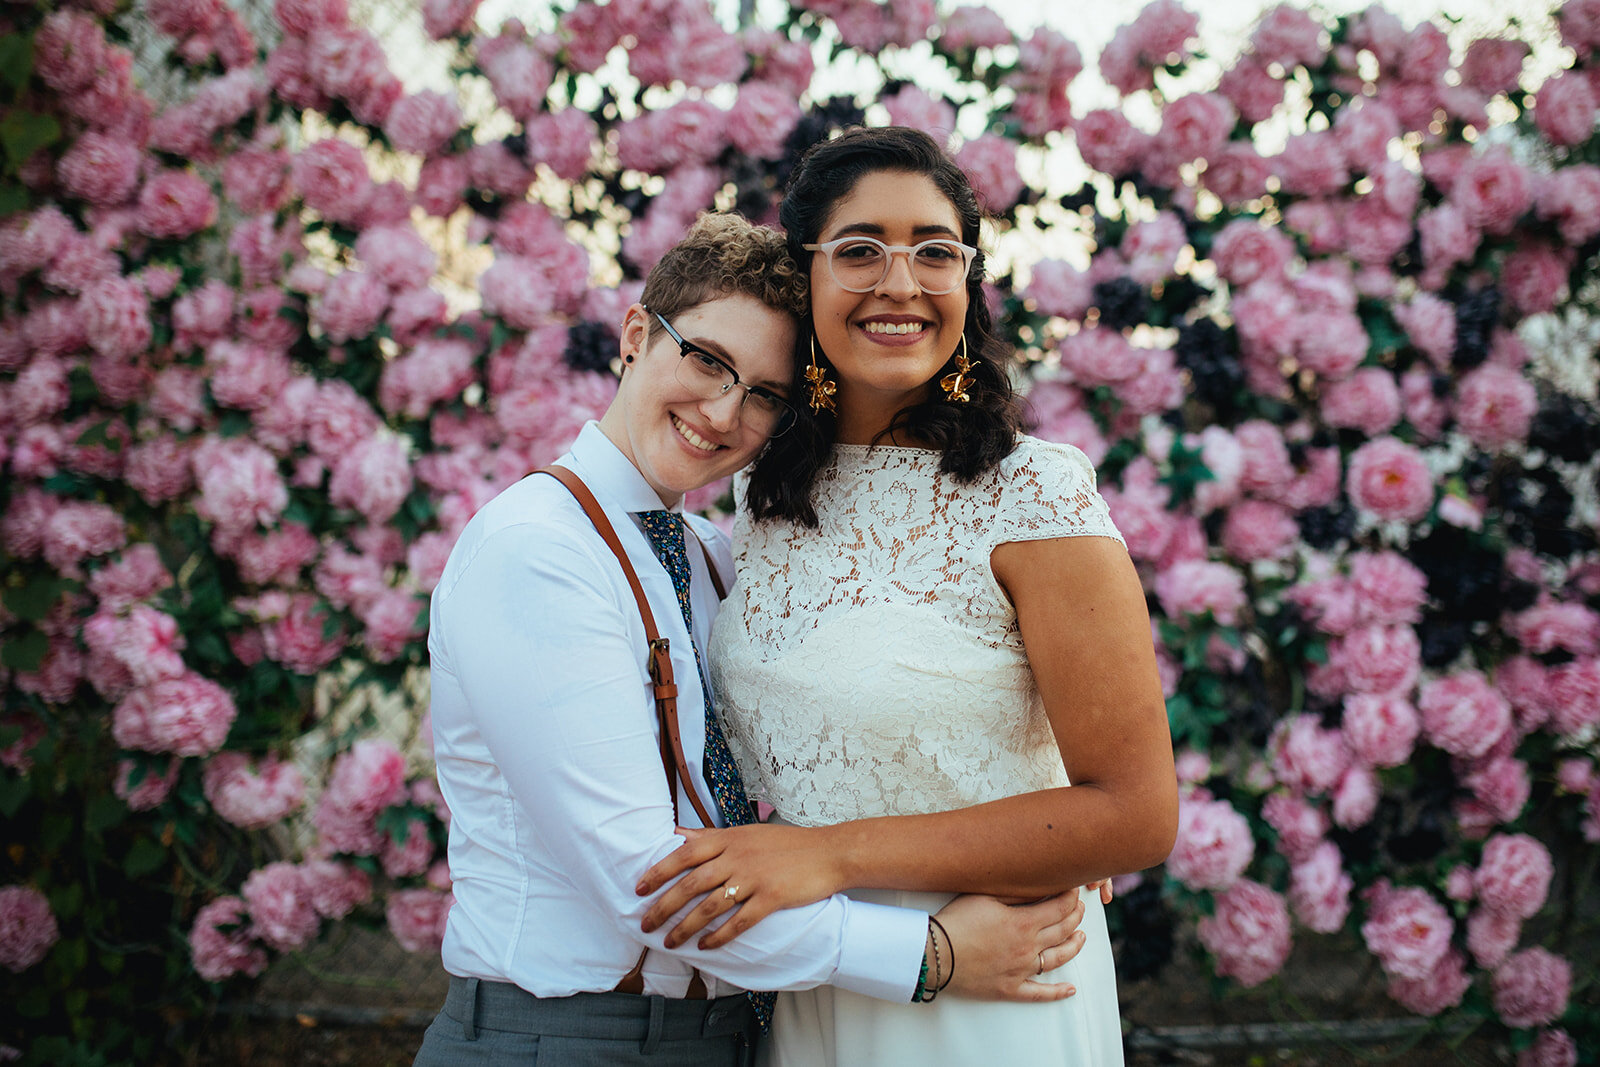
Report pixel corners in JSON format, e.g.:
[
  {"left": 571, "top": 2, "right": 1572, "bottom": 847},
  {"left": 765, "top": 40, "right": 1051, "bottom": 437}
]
[{"left": 990, "top": 437, "right": 1126, "bottom": 550}]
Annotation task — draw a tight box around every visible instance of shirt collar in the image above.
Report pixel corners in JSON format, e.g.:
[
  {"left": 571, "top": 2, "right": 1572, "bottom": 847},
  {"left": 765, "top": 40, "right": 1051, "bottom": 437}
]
[{"left": 565, "top": 422, "right": 683, "bottom": 516}]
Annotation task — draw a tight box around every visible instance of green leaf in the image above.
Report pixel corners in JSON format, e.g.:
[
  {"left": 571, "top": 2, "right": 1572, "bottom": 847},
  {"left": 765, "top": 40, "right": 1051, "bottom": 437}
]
[
  {"left": 123, "top": 836, "right": 168, "bottom": 879},
  {"left": 0, "top": 773, "right": 30, "bottom": 818},
  {"left": 85, "top": 792, "right": 126, "bottom": 834},
  {"left": 0, "top": 180, "right": 27, "bottom": 215},
  {"left": 0, "top": 34, "right": 34, "bottom": 95},
  {"left": 0, "top": 627, "right": 49, "bottom": 670},
  {"left": 0, "top": 109, "right": 60, "bottom": 167},
  {"left": 3, "top": 575, "right": 75, "bottom": 622}
]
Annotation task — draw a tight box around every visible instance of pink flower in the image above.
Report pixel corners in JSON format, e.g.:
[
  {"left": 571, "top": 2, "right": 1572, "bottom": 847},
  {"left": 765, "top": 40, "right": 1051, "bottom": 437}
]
[
  {"left": 1474, "top": 833, "right": 1553, "bottom": 921},
  {"left": 385, "top": 90, "right": 462, "bottom": 156},
  {"left": 1168, "top": 796, "right": 1254, "bottom": 891},
  {"left": 422, "top": 0, "right": 478, "bottom": 37},
  {"left": 1341, "top": 693, "right": 1420, "bottom": 768},
  {"left": 360, "top": 587, "right": 426, "bottom": 662},
  {"left": 1337, "top": 624, "right": 1421, "bottom": 697},
  {"left": 1197, "top": 879, "right": 1292, "bottom": 987},
  {"left": 1468, "top": 906, "right": 1522, "bottom": 968},
  {"left": 56, "top": 132, "right": 142, "bottom": 207},
  {"left": 328, "top": 434, "right": 413, "bottom": 525},
  {"left": 1204, "top": 142, "right": 1274, "bottom": 204},
  {"left": 1387, "top": 947, "right": 1472, "bottom": 1016},
  {"left": 88, "top": 544, "right": 174, "bottom": 612},
  {"left": 189, "top": 896, "right": 267, "bottom": 982},
  {"left": 1493, "top": 948, "right": 1572, "bottom": 1029},
  {"left": 42, "top": 501, "right": 127, "bottom": 577},
  {"left": 1155, "top": 560, "right": 1247, "bottom": 626},
  {"left": 1220, "top": 500, "right": 1298, "bottom": 563},
  {"left": 1537, "top": 165, "right": 1600, "bottom": 245},
  {"left": 301, "top": 859, "right": 373, "bottom": 919},
  {"left": 883, "top": 86, "right": 956, "bottom": 140},
  {"left": 614, "top": 99, "right": 727, "bottom": 174},
  {"left": 1547, "top": 659, "right": 1600, "bottom": 737},
  {"left": 1362, "top": 882, "right": 1454, "bottom": 980},
  {"left": 193, "top": 437, "right": 289, "bottom": 536},
  {"left": 1025, "top": 260, "right": 1094, "bottom": 320},
  {"left": 1346, "top": 437, "right": 1433, "bottom": 523},
  {"left": 1320, "top": 368, "right": 1401, "bottom": 437},
  {"left": 1277, "top": 131, "right": 1348, "bottom": 198},
  {"left": 1292, "top": 310, "right": 1366, "bottom": 381},
  {"left": 955, "top": 134, "right": 1024, "bottom": 211},
  {"left": 1073, "top": 109, "right": 1148, "bottom": 177},
  {"left": 242, "top": 862, "right": 319, "bottom": 952},
  {"left": 1262, "top": 792, "right": 1329, "bottom": 863},
  {"left": 1461, "top": 37, "right": 1529, "bottom": 95},
  {"left": 1534, "top": 72, "right": 1596, "bottom": 146},
  {"left": 1271, "top": 714, "right": 1352, "bottom": 795},
  {"left": 1333, "top": 101, "right": 1400, "bottom": 175},
  {"left": 0, "top": 886, "right": 59, "bottom": 973},
  {"left": 524, "top": 108, "right": 598, "bottom": 182},
  {"left": 291, "top": 138, "right": 371, "bottom": 226},
  {"left": 206, "top": 340, "right": 291, "bottom": 411},
  {"left": 260, "top": 593, "right": 345, "bottom": 676},
  {"left": 1452, "top": 151, "right": 1534, "bottom": 236},
  {"left": 1520, "top": 1030, "right": 1578, "bottom": 1067},
  {"left": 79, "top": 276, "right": 152, "bottom": 361},
  {"left": 1332, "top": 764, "right": 1380, "bottom": 829},
  {"left": 203, "top": 752, "right": 306, "bottom": 829},
  {"left": 313, "top": 269, "right": 389, "bottom": 343},
  {"left": 1349, "top": 551, "right": 1428, "bottom": 627},
  {"left": 378, "top": 337, "right": 476, "bottom": 418},
  {"left": 726, "top": 82, "right": 802, "bottom": 161},
  {"left": 115, "top": 674, "right": 237, "bottom": 757},
  {"left": 1510, "top": 601, "right": 1600, "bottom": 657},
  {"left": 1503, "top": 242, "right": 1573, "bottom": 317},
  {"left": 1146, "top": 92, "right": 1235, "bottom": 180},
  {"left": 34, "top": 10, "right": 107, "bottom": 94},
  {"left": 1393, "top": 293, "right": 1456, "bottom": 370},
  {"left": 380, "top": 818, "right": 436, "bottom": 878},
  {"left": 1399, "top": 368, "right": 1449, "bottom": 440},
  {"left": 386, "top": 888, "right": 452, "bottom": 954},
  {"left": 1289, "top": 841, "right": 1352, "bottom": 933},
  {"left": 415, "top": 153, "right": 469, "bottom": 217},
  {"left": 1419, "top": 671, "right": 1512, "bottom": 760},
  {"left": 1251, "top": 4, "right": 1326, "bottom": 69},
  {"left": 1215, "top": 222, "right": 1299, "bottom": 291},
  {"left": 136, "top": 170, "right": 218, "bottom": 239},
  {"left": 1217, "top": 58, "right": 1284, "bottom": 125}
]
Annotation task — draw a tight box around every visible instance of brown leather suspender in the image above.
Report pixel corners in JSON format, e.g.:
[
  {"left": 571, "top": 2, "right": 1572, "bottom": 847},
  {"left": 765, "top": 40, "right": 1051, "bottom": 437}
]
[{"left": 536, "top": 464, "right": 726, "bottom": 999}]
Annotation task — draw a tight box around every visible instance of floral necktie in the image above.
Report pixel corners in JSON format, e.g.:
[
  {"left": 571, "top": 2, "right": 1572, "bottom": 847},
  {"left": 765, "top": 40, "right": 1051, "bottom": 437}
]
[{"left": 636, "top": 510, "right": 773, "bottom": 1029}]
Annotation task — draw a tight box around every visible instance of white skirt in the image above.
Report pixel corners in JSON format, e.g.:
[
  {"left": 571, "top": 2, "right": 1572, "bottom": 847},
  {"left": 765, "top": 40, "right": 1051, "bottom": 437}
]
[{"left": 762, "top": 887, "right": 1124, "bottom": 1067}]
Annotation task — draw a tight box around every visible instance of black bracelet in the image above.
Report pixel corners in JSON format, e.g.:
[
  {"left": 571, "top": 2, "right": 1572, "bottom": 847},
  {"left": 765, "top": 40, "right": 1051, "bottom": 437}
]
[{"left": 929, "top": 915, "right": 955, "bottom": 992}]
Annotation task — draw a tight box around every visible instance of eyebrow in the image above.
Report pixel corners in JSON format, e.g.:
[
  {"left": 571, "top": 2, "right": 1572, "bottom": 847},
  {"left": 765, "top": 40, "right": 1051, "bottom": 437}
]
[
  {"left": 680, "top": 333, "right": 790, "bottom": 394},
  {"left": 824, "top": 221, "right": 963, "bottom": 241}
]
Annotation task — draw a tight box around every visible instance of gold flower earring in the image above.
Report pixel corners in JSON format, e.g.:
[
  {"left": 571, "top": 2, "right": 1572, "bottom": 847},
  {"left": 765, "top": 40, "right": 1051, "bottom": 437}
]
[
  {"left": 805, "top": 335, "right": 837, "bottom": 414},
  {"left": 940, "top": 336, "right": 974, "bottom": 404}
]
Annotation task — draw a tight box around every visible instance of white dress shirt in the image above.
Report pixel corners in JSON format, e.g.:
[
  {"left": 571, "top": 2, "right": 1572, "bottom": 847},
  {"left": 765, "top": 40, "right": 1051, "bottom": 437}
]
[{"left": 429, "top": 422, "right": 926, "bottom": 1001}]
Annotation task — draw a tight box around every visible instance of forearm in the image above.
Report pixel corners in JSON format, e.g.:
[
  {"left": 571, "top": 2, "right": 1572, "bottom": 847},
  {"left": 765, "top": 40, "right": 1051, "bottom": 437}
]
[{"left": 826, "top": 780, "right": 1177, "bottom": 898}]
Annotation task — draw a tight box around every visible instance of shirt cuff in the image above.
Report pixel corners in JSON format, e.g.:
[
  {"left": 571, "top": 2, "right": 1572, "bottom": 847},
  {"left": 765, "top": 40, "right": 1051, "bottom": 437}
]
[{"left": 828, "top": 899, "right": 929, "bottom": 1003}]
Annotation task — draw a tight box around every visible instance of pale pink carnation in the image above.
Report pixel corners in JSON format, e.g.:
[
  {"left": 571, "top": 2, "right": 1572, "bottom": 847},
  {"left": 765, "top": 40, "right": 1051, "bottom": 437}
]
[
  {"left": 1197, "top": 879, "right": 1291, "bottom": 987},
  {"left": 1387, "top": 947, "right": 1472, "bottom": 1016},
  {"left": 1493, "top": 948, "right": 1572, "bottom": 1029},
  {"left": 1345, "top": 437, "right": 1433, "bottom": 523},
  {"left": 1418, "top": 670, "right": 1512, "bottom": 760},
  {"left": 1289, "top": 841, "right": 1353, "bottom": 934},
  {"left": 0, "top": 886, "right": 60, "bottom": 973},
  {"left": 203, "top": 752, "right": 306, "bottom": 829},
  {"left": 241, "top": 862, "right": 319, "bottom": 952},
  {"left": 1168, "top": 796, "right": 1254, "bottom": 891},
  {"left": 189, "top": 896, "right": 267, "bottom": 982},
  {"left": 1341, "top": 693, "right": 1420, "bottom": 768},
  {"left": 1362, "top": 882, "right": 1454, "bottom": 980}
]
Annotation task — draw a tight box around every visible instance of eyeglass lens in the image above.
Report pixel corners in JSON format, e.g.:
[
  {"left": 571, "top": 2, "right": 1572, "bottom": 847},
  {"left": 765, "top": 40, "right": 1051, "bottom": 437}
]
[
  {"left": 673, "top": 347, "right": 794, "bottom": 435},
  {"left": 825, "top": 239, "right": 970, "bottom": 294}
]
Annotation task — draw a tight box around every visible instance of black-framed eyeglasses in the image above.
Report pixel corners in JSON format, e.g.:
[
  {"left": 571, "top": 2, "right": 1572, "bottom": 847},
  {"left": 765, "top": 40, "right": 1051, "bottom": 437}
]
[
  {"left": 801, "top": 236, "right": 978, "bottom": 295},
  {"left": 645, "top": 306, "right": 798, "bottom": 438}
]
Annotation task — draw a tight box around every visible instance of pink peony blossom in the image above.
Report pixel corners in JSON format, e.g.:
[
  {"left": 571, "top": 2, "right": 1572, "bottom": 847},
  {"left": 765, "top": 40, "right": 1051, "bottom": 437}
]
[
  {"left": 189, "top": 896, "right": 267, "bottom": 982},
  {"left": 1520, "top": 1030, "right": 1578, "bottom": 1067},
  {"left": 1348, "top": 551, "right": 1429, "bottom": 628},
  {"left": 955, "top": 134, "right": 1024, "bottom": 211},
  {"left": 1197, "top": 879, "right": 1292, "bottom": 987},
  {"left": 1452, "top": 151, "right": 1534, "bottom": 236},
  {"left": 726, "top": 82, "right": 802, "bottom": 162},
  {"left": 1341, "top": 693, "right": 1420, "bottom": 768},
  {"left": 291, "top": 138, "right": 371, "bottom": 226},
  {"left": 42, "top": 501, "right": 127, "bottom": 577},
  {"left": 386, "top": 888, "right": 452, "bottom": 954},
  {"left": 1468, "top": 906, "right": 1522, "bottom": 968},
  {"left": 1217, "top": 58, "right": 1284, "bottom": 126},
  {"left": 1419, "top": 670, "right": 1512, "bottom": 760},
  {"left": 380, "top": 818, "right": 436, "bottom": 879},
  {"left": 259, "top": 593, "right": 346, "bottom": 676},
  {"left": 112, "top": 673, "right": 237, "bottom": 758},
  {"left": 1534, "top": 71, "right": 1596, "bottom": 146},
  {"left": 0, "top": 886, "right": 60, "bottom": 973},
  {"left": 1337, "top": 624, "right": 1421, "bottom": 697},
  {"left": 1204, "top": 142, "right": 1274, "bottom": 204},
  {"left": 1547, "top": 658, "right": 1600, "bottom": 737},
  {"left": 328, "top": 434, "right": 413, "bottom": 524},
  {"left": 136, "top": 170, "right": 218, "bottom": 240},
  {"left": 1289, "top": 841, "right": 1353, "bottom": 934},
  {"left": 1073, "top": 109, "right": 1149, "bottom": 177},
  {"left": 301, "top": 859, "right": 373, "bottom": 919},
  {"left": 1332, "top": 764, "right": 1380, "bottom": 829},
  {"left": 360, "top": 587, "right": 426, "bottom": 662},
  {"left": 1387, "top": 947, "right": 1472, "bottom": 1016},
  {"left": 1220, "top": 500, "right": 1298, "bottom": 563},
  {"left": 1345, "top": 437, "right": 1433, "bottom": 523},
  {"left": 79, "top": 276, "right": 152, "bottom": 361},
  {"left": 883, "top": 86, "right": 957, "bottom": 140},
  {"left": 1493, "top": 948, "right": 1572, "bottom": 1029},
  {"left": 1537, "top": 165, "right": 1600, "bottom": 245},
  {"left": 1503, "top": 242, "right": 1574, "bottom": 317},
  {"left": 1474, "top": 833, "right": 1552, "bottom": 922},
  {"left": 1320, "top": 368, "right": 1401, "bottom": 437},
  {"left": 1277, "top": 131, "right": 1349, "bottom": 198},
  {"left": 56, "top": 132, "right": 142, "bottom": 207},
  {"left": 385, "top": 90, "right": 462, "bottom": 156},
  {"left": 1362, "top": 882, "right": 1454, "bottom": 980},
  {"left": 1262, "top": 791, "right": 1330, "bottom": 864},
  {"left": 1271, "top": 714, "right": 1352, "bottom": 795},
  {"left": 203, "top": 752, "right": 306, "bottom": 829},
  {"left": 1292, "top": 310, "right": 1366, "bottom": 381},
  {"left": 192, "top": 437, "right": 289, "bottom": 536},
  {"left": 116, "top": 759, "right": 181, "bottom": 811},
  {"left": 1155, "top": 560, "right": 1247, "bottom": 626},
  {"left": 241, "top": 862, "right": 320, "bottom": 952},
  {"left": 1168, "top": 795, "right": 1254, "bottom": 891}
]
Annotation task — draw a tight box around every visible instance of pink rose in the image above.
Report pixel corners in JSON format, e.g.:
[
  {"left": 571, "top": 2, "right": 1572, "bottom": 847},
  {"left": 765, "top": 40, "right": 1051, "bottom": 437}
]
[
  {"left": 329, "top": 434, "right": 413, "bottom": 524},
  {"left": 1024, "top": 260, "right": 1093, "bottom": 320},
  {"left": 1348, "top": 551, "right": 1428, "bottom": 627},
  {"left": 1418, "top": 670, "right": 1512, "bottom": 759},
  {"left": 56, "top": 132, "right": 142, "bottom": 207},
  {"left": 1220, "top": 500, "right": 1297, "bottom": 563},
  {"left": 1332, "top": 764, "right": 1379, "bottom": 829},
  {"left": 189, "top": 896, "right": 267, "bottom": 982},
  {"left": 126, "top": 437, "right": 195, "bottom": 505},
  {"left": 1345, "top": 437, "right": 1433, "bottom": 523},
  {"left": 1537, "top": 165, "right": 1600, "bottom": 245},
  {"left": 1197, "top": 879, "right": 1292, "bottom": 987},
  {"left": 415, "top": 153, "right": 469, "bottom": 217},
  {"left": 291, "top": 138, "right": 371, "bottom": 226},
  {"left": 1121, "top": 212, "right": 1186, "bottom": 286},
  {"left": 615, "top": 99, "right": 727, "bottom": 175},
  {"left": 1289, "top": 841, "right": 1352, "bottom": 934},
  {"left": 242, "top": 861, "right": 320, "bottom": 952},
  {"left": 1387, "top": 947, "right": 1472, "bottom": 1016},
  {"left": 88, "top": 543, "right": 174, "bottom": 611},
  {"left": 1155, "top": 560, "right": 1247, "bottom": 626},
  {"left": 955, "top": 134, "right": 1024, "bottom": 211},
  {"left": 113, "top": 673, "right": 237, "bottom": 757},
  {"left": 1534, "top": 71, "right": 1596, "bottom": 146},
  {"left": 1547, "top": 658, "right": 1600, "bottom": 737},
  {"left": 1494, "top": 948, "right": 1572, "bottom": 1029},
  {"left": 1362, "top": 882, "right": 1454, "bottom": 980},
  {"left": 1277, "top": 130, "right": 1349, "bottom": 198},
  {"left": 137, "top": 170, "right": 218, "bottom": 239},
  {"left": 1292, "top": 310, "right": 1366, "bottom": 381},
  {"left": 203, "top": 752, "right": 306, "bottom": 829},
  {"left": 386, "top": 888, "right": 452, "bottom": 954},
  {"left": 1461, "top": 37, "right": 1529, "bottom": 95},
  {"left": 884, "top": 86, "right": 957, "bottom": 140},
  {"left": 79, "top": 276, "right": 152, "bottom": 361},
  {"left": 1204, "top": 142, "right": 1273, "bottom": 204},
  {"left": 422, "top": 0, "right": 479, "bottom": 38},
  {"left": 1320, "top": 368, "right": 1401, "bottom": 437},
  {"left": 1452, "top": 151, "right": 1534, "bottom": 236},
  {"left": 0, "top": 886, "right": 60, "bottom": 973},
  {"left": 1211, "top": 220, "right": 1295, "bottom": 289},
  {"left": 1503, "top": 242, "right": 1573, "bottom": 317},
  {"left": 1341, "top": 694, "right": 1420, "bottom": 768},
  {"left": 1146, "top": 92, "right": 1235, "bottom": 179},
  {"left": 1271, "top": 714, "right": 1352, "bottom": 795},
  {"left": 1474, "top": 833, "right": 1553, "bottom": 920},
  {"left": 1251, "top": 3, "right": 1326, "bottom": 69},
  {"left": 524, "top": 108, "right": 599, "bottom": 183},
  {"left": 1337, "top": 624, "right": 1421, "bottom": 697},
  {"left": 1168, "top": 796, "right": 1254, "bottom": 891},
  {"left": 1519, "top": 1030, "right": 1578, "bottom": 1067},
  {"left": 1073, "top": 109, "right": 1149, "bottom": 177},
  {"left": 314, "top": 269, "right": 389, "bottom": 343},
  {"left": 301, "top": 859, "right": 373, "bottom": 919},
  {"left": 385, "top": 90, "right": 462, "bottom": 156},
  {"left": 192, "top": 437, "right": 288, "bottom": 536},
  {"left": 360, "top": 587, "right": 426, "bottom": 662},
  {"left": 1333, "top": 101, "right": 1400, "bottom": 175},
  {"left": 1509, "top": 601, "right": 1600, "bottom": 657}
]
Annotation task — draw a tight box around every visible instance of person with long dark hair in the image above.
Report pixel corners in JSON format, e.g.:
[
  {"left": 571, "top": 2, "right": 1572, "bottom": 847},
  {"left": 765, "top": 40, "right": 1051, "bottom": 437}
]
[{"left": 634, "top": 128, "right": 1179, "bottom": 1065}]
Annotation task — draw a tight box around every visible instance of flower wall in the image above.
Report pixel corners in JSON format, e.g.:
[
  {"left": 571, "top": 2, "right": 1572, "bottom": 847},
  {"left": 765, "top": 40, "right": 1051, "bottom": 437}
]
[{"left": 1, "top": 0, "right": 1598, "bottom": 1060}]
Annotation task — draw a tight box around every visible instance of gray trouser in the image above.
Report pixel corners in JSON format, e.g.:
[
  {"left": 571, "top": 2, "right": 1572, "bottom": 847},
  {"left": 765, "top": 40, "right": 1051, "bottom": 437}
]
[{"left": 413, "top": 975, "right": 760, "bottom": 1066}]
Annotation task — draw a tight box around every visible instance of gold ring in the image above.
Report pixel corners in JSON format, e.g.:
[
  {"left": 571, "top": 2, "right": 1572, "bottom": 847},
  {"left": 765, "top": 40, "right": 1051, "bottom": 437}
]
[
  {"left": 1037, "top": 950, "right": 1046, "bottom": 975},
  {"left": 724, "top": 885, "right": 740, "bottom": 900}
]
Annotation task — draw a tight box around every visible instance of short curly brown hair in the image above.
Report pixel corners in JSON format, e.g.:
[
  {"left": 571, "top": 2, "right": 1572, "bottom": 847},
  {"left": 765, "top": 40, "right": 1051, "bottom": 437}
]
[{"left": 638, "top": 212, "right": 809, "bottom": 326}]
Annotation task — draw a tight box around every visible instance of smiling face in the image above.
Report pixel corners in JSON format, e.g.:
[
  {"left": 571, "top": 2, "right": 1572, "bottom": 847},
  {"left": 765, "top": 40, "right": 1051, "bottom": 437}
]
[
  {"left": 598, "top": 293, "right": 797, "bottom": 507},
  {"left": 808, "top": 169, "right": 971, "bottom": 443}
]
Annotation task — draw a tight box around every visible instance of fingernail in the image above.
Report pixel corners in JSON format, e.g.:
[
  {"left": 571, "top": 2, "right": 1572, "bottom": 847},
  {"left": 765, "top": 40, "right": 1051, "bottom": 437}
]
[{"left": 1065, "top": 985, "right": 1077, "bottom": 996}]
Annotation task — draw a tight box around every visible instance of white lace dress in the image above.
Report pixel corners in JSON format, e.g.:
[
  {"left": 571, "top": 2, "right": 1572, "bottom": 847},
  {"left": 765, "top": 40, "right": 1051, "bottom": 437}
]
[{"left": 709, "top": 437, "right": 1128, "bottom": 1067}]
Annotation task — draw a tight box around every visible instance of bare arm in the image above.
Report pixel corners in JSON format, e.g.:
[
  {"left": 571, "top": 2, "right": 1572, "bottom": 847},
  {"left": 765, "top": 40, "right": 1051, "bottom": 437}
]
[{"left": 640, "top": 535, "right": 1178, "bottom": 947}]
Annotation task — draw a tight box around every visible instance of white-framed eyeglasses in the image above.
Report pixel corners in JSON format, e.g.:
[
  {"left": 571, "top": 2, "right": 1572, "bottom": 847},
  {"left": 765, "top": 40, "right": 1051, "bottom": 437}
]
[{"left": 802, "top": 236, "right": 978, "bottom": 296}]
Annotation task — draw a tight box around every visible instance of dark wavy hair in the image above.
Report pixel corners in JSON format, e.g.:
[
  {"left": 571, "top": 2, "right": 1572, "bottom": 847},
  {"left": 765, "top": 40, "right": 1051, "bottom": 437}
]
[{"left": 746, "top": 126, "right": 1022, "bottom": 526}]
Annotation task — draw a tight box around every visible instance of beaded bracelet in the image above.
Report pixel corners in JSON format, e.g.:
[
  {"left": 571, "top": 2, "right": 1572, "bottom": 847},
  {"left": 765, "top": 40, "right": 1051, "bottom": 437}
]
[
  {"left": 911, "top": 953, "right": 931, "bottom": 1003},
  {"left": 929, "top": 915, "right": 955, "bottom": 993}
]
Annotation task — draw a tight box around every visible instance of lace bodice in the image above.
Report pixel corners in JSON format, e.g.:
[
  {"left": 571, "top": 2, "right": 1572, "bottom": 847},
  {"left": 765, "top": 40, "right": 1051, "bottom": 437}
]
[{"left": 708, "top": 436, "right": 1125, "bottom": 826}]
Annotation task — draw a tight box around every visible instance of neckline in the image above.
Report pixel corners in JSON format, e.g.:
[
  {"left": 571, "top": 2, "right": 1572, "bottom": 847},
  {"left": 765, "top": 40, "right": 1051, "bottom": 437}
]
[{"left": 832, "top": 442, "right": 940, "bottom": 455}]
